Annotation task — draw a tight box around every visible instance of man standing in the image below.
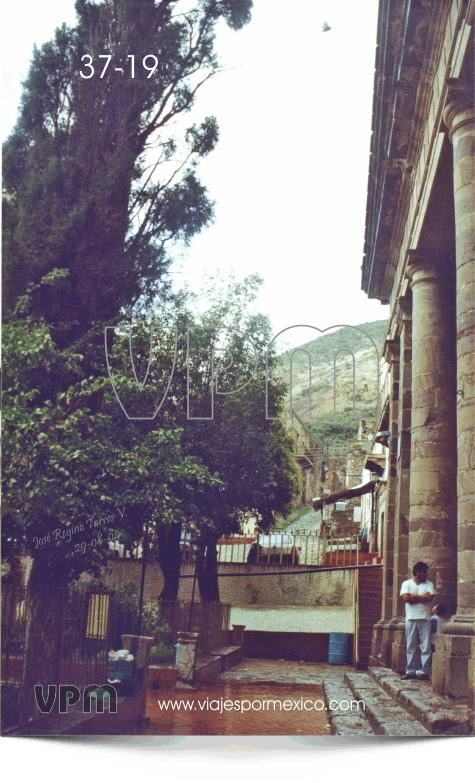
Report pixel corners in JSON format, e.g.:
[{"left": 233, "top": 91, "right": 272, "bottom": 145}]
[{"left": 400, "top": 561, "right": 434, "bottom": 680}]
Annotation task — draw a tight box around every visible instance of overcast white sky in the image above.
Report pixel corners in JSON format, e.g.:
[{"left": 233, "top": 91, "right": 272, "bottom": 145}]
[{"left": 2, "top": 0, "right": 389, "bottom": 349}]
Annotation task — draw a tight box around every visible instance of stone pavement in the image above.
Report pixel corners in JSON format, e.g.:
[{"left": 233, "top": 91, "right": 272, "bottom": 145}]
[
  {"left": 219, "top": 657, "right": 348, "bottom": 685},
  {"left": 140, "top": 658, "right": 334, "bottom": 735},
  {"left": 219, "top": 659, "right": 473, "bottom": 736},
  {"left": 323, "top": 668, "right": 472, "bottom": 736}
]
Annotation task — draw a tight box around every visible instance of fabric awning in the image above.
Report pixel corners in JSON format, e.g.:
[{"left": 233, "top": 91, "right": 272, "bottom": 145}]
[{"left": 312, "top": 480, "right": 376, "bottom": 512}]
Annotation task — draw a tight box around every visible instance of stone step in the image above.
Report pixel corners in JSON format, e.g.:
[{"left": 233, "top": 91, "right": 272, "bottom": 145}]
[
  {"left": 321, "top": 675, "right": 375, "bottom": 735},
  {"left": 210, "top": 645, "right": 243, "bottom": 671},
  {"left": 344, "top": 671, "right": 431, "bottom": 735},
  {"left": 194, "top": 655, "right": 223, "bottom": 687},
  {"left": 368, "top": 667, "right": 471, "bottom": 735}
]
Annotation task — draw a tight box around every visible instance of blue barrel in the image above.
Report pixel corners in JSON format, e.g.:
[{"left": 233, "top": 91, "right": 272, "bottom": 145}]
[
  {"left": 328, "top": 632, "right": 351, "bottom": 665},
  {"left": 106, "top": 659, "right": 133, "bottom": 681}
]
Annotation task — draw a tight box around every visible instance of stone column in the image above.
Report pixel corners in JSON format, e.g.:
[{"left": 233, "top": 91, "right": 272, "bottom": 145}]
[
  {"left": 382, "top": 341, "right": 399, "bottom": 621},
  {"left": 433, "top": 90, "right": 475, "bottom": 698},
  {"left": 407, "top": 252, "right": 458, "bottom": 611},
  {"left": 389, "top": 306, "right": 414, "bottom": 673},
  {"left": 371, "top": 340, "right": 399, "bottom": 667},
  {"left": 393, "top": 311, "right": 412, "bottom": 616}
]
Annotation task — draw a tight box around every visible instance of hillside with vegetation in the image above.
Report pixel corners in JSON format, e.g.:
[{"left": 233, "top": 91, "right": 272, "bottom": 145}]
[{"left": 275, "top": 320, "right": 388, "bottom": 444}]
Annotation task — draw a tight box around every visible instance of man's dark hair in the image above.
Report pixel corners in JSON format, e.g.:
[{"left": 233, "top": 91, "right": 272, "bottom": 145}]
[
  {"left": 413, "top": 561, "right": 429, "bottom": 575},
  {"left": 436, "top": 604, "right": 447, "bottom": 617}
]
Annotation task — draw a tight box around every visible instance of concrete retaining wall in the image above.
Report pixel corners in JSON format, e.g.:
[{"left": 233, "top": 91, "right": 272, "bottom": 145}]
[{"left": 99, "top": 560, "right": 355, "bottom": 608}]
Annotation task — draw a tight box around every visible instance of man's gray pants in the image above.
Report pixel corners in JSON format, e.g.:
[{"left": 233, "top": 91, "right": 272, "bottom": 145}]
[{"left": 405, "top": 619, "right": 431, "bottom": 675}]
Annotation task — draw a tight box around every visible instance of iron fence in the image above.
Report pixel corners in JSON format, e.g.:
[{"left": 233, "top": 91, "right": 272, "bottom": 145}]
[
  {"left": 110, "top": 530, "right": 367, "bottom": 568},
  {"left": 1, "top": 585, "right": 230, "bottom": 732},
  {"left": 212, "top": 533, "right": 362, "bottom": 567}
]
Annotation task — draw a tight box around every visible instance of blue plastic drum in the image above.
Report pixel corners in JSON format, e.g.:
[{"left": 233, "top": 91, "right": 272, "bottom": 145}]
[{"left": 328, "top": 632, "right": 351, "bottom": 665}]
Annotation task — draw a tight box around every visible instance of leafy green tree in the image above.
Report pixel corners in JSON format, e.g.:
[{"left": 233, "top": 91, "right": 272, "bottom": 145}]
[
  {"left": 2, "top": 273, "right": 223, "bottom": 719},
  {"left": 113, "top": 274, "right": 302, "bottom": 600},
  {"left": 2, "top": 0, "right": 253, "bottom": 335},
  {"left": 1, "top": 273, "right": 216, "bottom": 591}
]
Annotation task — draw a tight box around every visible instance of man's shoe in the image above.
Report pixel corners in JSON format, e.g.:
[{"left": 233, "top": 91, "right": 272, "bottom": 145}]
[
  {"left": 401, "top": 674, "right": 416, "bottom": 680},
  {"left": 415, "top": 673, "right": 429, "bottom": 680}
]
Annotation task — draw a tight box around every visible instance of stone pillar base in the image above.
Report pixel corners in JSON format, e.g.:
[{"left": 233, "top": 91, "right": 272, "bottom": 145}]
[
  {"left": 390, "top": 621, "right": 409, "bottom": 674},
  {"left": 121, "top": 634, "right": 155, "bottom": 669},
  {"left": 432, "top": 616, "right": 475, "bottom": 700},
  {"left": 468, "top": 638, "right": 475, "bottom": 733},
  {"left": 381, "top": 622, "right": 400, "bottom": 668},
  {"left": 370, "top": 620, "right": 398, "bottom": 668},
  {"left": 370, "top": 621, "right": 384, "bottom": 661},
  {"left": 232, "top": 624, "right": 246, "bottom": 646},
  {"left": 176, "top": 631, "right": 200, "bottom": 684}
]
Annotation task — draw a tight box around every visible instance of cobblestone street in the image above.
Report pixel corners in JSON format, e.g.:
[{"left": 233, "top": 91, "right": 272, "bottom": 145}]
[
  {"left": 133, "top": 659, "right": 347, "bottom": 736},
  {"left": 132, "top": 658, "right": 471, "bottom": 736},
  {"left": 220, "top": 657, "right": 348, "bottom": 684}
]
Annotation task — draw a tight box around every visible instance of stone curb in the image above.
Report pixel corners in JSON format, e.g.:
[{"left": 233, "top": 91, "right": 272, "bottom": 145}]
[
  {"left": 369, "top": 667, "right": 472, "bottom": 736},
  {"left": 345, "top": 672, "right": 431, "bottom": 736},
  {"left": 322, "top": 676, "right": 375, "bottom": 736}
]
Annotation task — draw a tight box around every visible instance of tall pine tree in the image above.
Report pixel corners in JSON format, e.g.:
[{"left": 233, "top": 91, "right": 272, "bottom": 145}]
[{"left": 2, "top": 0, "right": 253, "bottom": 337}]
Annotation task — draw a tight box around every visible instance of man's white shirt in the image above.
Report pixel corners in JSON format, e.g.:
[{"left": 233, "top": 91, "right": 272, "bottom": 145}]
[{"left": 400, "top": 579, "right": 434, "bottom": 620}]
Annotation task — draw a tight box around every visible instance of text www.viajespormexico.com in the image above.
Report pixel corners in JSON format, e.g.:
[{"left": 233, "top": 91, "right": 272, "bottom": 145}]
[{"left": 156, "top": 698, "right": 365, "bottom": 713}]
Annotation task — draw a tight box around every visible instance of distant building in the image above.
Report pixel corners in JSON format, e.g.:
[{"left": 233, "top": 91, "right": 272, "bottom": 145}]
[{"left": 361, "top": 0, "right": 474, "bottom": 719}]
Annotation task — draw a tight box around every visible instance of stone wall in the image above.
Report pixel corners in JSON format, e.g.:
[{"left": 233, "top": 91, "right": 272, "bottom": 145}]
[
  {"left": 98, "top": 559, "right": 355, "bottom": 609},
  {"left": 96, "top": 559, "right": 164, "bottom": 603},
  {"left": 290, "top": 411, "right": 320, "bottom": 503},
  {"left": 331, "top": 510, "right": 360, "bottom": 537}
]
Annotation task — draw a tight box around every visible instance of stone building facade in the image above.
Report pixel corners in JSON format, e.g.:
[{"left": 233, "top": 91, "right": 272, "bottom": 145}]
[
  {"left": 290, "top": 410, "right": 321, "bottom": 504},
  {"left": 361, "top": 0, "right": 474, "bottom": 718}
]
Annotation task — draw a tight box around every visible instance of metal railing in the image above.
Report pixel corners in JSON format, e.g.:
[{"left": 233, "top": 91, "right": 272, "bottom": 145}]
[
  {"left": 1, "top": 586, "right": 230, "bottom": 732},
  {"left": 109, "top": 529, "right": 371, "bottom": 569},
  {"left": 211, "top": 533, "right": 361, "bottom": 567}
]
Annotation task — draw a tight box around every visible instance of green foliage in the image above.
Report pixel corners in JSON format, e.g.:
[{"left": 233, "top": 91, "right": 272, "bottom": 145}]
[
  {"left": 105, "top": 273, "right": 302, "bottom": 539},
  {"left": 103, "top": 273, "right": 302, "bottom": 600},
  {"left": 307, "top": 408, "right": 375, "bottom": 445},
  {"left": 307, "top": 414, "right": 360, "bottom": 445},
  {"left": 155, "top": 273, "right": 302, "bottom": 534},
  {"left": 1, "top": 281, "right": 217, "bottom": 584},
  {"left": 112, "top": 582, "right": 162, "bottom": 641},
  {"left": 149, "top": 626, "right": 175, "bottom": 666},
  {"left": 2, "top": 0, "right": 253, "bottom": 330},
  {"left": 112, "top": 584, "right": 174, "bottom": 661},
  {"left": 2, "top": 267, "right": 300, "bottom": 599}
]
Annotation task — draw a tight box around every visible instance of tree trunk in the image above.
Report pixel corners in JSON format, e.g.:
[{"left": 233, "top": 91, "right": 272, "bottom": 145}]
[
  {"left": 156, "top": 524, "right": 182, "bottom": 602},
  {"left": 197, "top": 534, "right": 220, "bottom": 603},
  {"left": 20, "top": 559, "right": 69, "bottom": 724}
]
